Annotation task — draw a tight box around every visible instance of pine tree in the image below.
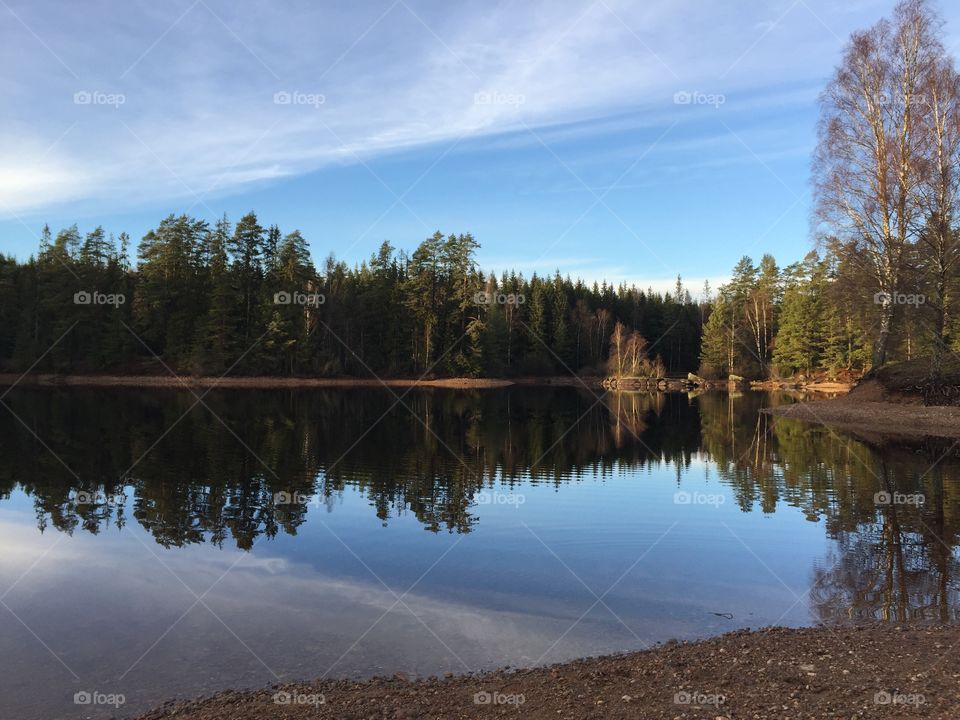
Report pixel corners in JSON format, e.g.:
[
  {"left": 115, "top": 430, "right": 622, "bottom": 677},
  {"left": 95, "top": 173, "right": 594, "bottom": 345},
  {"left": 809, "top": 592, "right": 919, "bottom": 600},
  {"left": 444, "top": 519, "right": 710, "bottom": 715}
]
[
  {"left": 550, "top": 272, "right": 572, "bottom": 368},
  {"left": 699, "top": 293, "right": 732, "bottom": 378},
  {"left": 772, "top": 266, "right": 817, "bottom": 375},
  {"left": 230, "top": 212, "right": 265, "bottom": 345},
  {"left": 523, "top": 276, "right": 551, "bottom": 372},
  {"left": 79, "top": 226, "right": 112, "bottom": 267},
  {"left": 404, "top": 232, "right": 444, "bottom": 371},
  {"left": 196, "top": 214, "right": 235, "bottom": 372}
]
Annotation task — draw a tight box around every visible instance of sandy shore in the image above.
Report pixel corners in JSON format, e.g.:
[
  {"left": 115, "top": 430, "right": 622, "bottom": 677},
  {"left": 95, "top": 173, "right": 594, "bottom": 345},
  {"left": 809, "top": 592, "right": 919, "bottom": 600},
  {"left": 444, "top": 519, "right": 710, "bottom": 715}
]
[
  {"left": 764, "top": 396, "right": 960, "bottom": 440},
  {"left": 134, "top": 624, "right": 960, "bottom": 719}
]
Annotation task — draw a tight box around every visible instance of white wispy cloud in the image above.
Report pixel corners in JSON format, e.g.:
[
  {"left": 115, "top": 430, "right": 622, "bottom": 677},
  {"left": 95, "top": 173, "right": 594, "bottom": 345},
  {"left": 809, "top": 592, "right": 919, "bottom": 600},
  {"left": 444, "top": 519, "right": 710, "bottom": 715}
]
[{"left": 0, "top": 0, "right": 951, "bottom": 216}]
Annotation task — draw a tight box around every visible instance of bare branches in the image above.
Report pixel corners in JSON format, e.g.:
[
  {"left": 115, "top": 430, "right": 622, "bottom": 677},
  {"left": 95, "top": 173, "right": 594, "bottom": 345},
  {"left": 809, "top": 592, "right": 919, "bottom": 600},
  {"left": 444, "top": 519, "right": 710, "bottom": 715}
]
[{"left": 814, "top": 0, "right": 953, "bottom": 367}]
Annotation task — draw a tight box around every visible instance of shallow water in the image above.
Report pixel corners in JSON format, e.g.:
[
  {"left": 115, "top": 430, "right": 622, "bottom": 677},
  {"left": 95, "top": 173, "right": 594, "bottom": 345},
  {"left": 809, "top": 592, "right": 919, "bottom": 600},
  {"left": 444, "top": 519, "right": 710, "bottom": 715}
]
[{"left": 0, "top": 387, "right": 956, "bottom": 719}]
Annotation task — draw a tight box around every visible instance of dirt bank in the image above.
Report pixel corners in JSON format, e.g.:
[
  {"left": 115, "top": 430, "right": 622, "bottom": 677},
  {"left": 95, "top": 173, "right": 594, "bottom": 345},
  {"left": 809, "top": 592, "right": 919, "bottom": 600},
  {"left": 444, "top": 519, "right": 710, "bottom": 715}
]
[
  {"left": 134, "top": 624, "right": 960, "bottom": 719},
  {"left": 764, "top": 362, "right": 960, "bottom": 440},
  {"left": 764, "top": 395, "right": 960, "bottom": 440}
]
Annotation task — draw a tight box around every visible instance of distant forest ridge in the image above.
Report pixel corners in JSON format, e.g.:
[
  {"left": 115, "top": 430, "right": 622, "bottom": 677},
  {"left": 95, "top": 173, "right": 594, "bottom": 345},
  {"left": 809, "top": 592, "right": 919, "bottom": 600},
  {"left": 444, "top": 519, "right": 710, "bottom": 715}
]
[
  {"left": 0, "top": 208, "right": 946, "bottom": 381},
  {"left": 0, "top": 211, "right": 945, "bottom": 381},
  {"left": 0, "top": 218, "right": 705, "bottom": 378}
]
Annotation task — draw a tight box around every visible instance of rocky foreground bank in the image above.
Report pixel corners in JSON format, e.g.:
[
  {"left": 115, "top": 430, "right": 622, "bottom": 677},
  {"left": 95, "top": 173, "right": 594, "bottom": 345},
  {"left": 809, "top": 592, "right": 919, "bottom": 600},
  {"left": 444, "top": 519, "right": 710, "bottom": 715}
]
[{"left": 135, "top": 625, "right": 960, "bottom": 720}]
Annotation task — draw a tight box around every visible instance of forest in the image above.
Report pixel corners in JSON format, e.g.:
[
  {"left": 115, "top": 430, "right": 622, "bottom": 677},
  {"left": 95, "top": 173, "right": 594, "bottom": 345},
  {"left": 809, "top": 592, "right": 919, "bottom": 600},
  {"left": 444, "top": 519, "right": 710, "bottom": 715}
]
[
  {"left": 0, "top": 219, "right": 704, "bottom": 378},
  {"left": 0, "top": 213, "right": 951, "bottom": 381},
  {"left": 0, "top": 215, "right": 950, "bottom": 382}
]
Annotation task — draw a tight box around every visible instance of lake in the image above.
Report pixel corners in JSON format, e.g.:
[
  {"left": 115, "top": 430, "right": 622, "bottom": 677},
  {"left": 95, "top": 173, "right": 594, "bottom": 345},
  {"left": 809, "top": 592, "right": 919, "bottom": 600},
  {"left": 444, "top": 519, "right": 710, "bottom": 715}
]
[{"left": 0, "top": 386, "right": 956, "bottom": 719}]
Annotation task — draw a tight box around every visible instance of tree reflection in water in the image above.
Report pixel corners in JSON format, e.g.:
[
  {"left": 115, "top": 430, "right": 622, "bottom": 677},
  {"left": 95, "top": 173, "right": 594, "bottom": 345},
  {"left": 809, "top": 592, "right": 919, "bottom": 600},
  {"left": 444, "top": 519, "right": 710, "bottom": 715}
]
[{"left": 1, "top": 386, "right": 958, "bottom": 622}]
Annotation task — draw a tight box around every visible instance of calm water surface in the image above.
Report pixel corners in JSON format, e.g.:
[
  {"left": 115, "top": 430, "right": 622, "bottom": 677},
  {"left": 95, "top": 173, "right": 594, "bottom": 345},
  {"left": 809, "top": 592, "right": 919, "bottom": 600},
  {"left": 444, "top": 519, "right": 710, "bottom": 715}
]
[{"left": 0, "top": 387, "right": 957, "bottom": 719}]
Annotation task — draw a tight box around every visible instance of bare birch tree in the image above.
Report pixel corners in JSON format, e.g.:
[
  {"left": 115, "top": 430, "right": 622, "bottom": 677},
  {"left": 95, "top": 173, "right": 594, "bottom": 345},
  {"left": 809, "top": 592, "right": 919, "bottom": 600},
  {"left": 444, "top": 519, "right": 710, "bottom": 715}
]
[
  {"left": 916, "top": 50, "right": 960, "bottom": 381},
  {"left": 814, "top": 0, "right": 943, "bottom": 367}
]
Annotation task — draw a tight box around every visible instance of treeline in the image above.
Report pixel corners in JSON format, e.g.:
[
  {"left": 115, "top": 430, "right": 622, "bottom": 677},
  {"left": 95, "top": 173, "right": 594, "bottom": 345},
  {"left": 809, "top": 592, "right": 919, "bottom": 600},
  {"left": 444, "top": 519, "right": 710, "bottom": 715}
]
[
  {"left": 698, "top": 251, "right": 870, "bottom": 379},
  {"left": 0, "top": 215, "right": 703, "bottom": 377},
  {"left": 698, "top": 248, "right": 950, "bottom": 380},
  {"left": 701, "top": 0, "right": 960, "bottom": 384}
]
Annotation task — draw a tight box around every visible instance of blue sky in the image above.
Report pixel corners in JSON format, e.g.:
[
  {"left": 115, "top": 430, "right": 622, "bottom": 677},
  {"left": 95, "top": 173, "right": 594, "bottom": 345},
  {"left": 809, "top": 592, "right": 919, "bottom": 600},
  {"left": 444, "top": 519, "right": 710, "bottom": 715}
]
[{"left": 2, "top": 0, "right": 959, "bottom": 294}]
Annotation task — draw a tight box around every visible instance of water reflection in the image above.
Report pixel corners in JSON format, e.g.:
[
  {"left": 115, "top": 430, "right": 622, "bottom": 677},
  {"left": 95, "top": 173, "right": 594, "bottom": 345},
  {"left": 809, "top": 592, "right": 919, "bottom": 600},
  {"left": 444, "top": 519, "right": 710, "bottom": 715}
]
[
  {"left": 2, "top": 390, "right": 958, "bottom": 530},
  {"left": 0, "top": 387, "right": 958, "bottom": 718},
  {"left": 1, "top": 388, "right": 703, "bottom": 543},
  {"left": 3, "top": 390, "right": 957, "bottom": 555}
]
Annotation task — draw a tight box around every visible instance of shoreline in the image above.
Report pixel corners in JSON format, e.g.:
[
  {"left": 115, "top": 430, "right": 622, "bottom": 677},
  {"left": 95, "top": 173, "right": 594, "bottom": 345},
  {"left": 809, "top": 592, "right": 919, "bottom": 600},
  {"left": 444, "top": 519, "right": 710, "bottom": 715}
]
[
  {"left": 134, "top": 624, "right": 960, "bottom": 719},
  {"left": 0, "top": 373, "right": 598, "bottom": 390},
  {"left": 0, "top": 372, "right": 853, "bottom": 393},
  {"left": 763, "top": 396, "right": 960, "bottom": 440}
]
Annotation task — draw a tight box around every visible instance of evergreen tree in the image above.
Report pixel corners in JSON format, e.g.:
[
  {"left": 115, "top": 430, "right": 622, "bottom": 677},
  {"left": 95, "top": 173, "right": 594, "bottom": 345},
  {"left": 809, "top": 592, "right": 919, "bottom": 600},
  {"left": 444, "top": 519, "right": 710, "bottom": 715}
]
[
  {"left": 230, "top": 212, "right": 265, "bottom": 345},
  {"left": 196, "top": 214, "right": 236, "bottom": 372}
]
